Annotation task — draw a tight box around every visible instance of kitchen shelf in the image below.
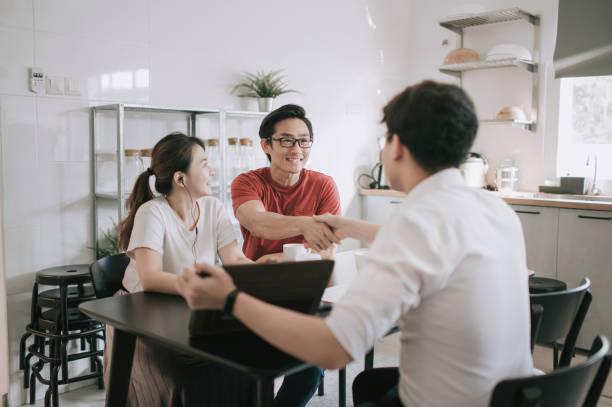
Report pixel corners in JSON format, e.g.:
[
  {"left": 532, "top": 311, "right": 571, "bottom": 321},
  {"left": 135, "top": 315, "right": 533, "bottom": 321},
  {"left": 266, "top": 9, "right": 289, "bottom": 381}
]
[
  {"left": 439, "top": 57, "right": 537, "bottom": 77},
  {"left": 480, "top": 119, "right": 535, "bottom": 131},
  {"left": 90, "top": 104, "right": 266, "bottom": 256},
  {"left": 439, "top": 7, "right": 539, "bottom": 34},
  {"left": 438, "top": 6, "right": 539, "bottom": 132}
]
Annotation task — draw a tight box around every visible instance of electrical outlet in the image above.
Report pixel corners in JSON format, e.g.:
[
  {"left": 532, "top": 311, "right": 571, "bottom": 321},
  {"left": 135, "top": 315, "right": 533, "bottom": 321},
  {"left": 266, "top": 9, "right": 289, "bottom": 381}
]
[
  {"left": 46, "top": 76, "right": 64, "bottom": 95},
  {"left": 29, "top": 67, "right": 45, "bottom": 93}
]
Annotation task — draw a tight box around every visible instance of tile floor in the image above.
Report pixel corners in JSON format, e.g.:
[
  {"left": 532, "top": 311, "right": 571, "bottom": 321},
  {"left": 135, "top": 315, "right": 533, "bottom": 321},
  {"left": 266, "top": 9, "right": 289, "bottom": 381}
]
[{"left": 21, "top": 338, "right": 612, "bottom": 406}]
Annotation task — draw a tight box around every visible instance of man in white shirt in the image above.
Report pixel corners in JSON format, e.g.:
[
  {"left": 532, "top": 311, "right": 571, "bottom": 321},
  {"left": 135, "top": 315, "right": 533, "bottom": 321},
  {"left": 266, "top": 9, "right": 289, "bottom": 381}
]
[{"left": 175, "top": 80, "right": 534, "bottom": 407}]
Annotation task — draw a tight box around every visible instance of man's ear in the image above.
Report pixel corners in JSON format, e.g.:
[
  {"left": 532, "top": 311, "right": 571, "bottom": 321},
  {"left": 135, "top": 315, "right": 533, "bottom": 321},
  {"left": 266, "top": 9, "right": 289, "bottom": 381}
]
[
  {"left": 260, "top": 138, "right": 272, "bottom": 154},
  {"left": 390, "top": 134, "right": 404, "bottom": 161}
]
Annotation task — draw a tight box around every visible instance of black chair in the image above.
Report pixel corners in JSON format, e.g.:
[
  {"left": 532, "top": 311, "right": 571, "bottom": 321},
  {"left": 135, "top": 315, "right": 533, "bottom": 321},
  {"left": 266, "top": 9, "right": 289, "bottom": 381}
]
[
  {"left": 89, "top": 253, "right": 130, "bottom": 299},
  {"left": 530, "top": 304, "right": 543, "bottom": 353},
  {"left": 531, "top": 278, "right": 592, "bottom": 369},
  {"left": 489, "top": 335, "right": 611, "bottom": 407}
]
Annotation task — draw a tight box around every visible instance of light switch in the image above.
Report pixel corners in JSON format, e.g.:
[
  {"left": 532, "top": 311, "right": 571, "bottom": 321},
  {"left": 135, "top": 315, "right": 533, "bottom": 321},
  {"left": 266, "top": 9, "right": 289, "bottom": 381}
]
[
  {"left": 46, "top": 76, "right": 64, "bottom": 95},
  {"left": 65, "top": 77, "right": 81, "bottom": 96},
  {"left": 29, "top": 67, "right": 45, "bottom": 93}
]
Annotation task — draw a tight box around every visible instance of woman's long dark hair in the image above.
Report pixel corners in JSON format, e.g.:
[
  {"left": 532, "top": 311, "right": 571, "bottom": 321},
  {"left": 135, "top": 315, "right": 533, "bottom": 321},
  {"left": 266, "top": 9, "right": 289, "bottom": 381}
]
[{"left": 118, "top": 131, "right": 206, "bottom": 250}]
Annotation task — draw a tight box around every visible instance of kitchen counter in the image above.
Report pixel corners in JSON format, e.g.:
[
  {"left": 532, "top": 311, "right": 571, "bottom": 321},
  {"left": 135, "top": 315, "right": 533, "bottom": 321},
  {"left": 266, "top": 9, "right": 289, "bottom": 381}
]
[{"left": 358, "top": 188, "right": 612, "bottom": 211}]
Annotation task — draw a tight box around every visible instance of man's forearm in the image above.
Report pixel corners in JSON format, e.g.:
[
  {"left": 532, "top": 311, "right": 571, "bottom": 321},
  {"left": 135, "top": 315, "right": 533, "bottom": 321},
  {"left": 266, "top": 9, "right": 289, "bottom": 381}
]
[
  {"left": 344, "top": 218, "right": 381, "bottom": 244},
  {"left": 232, "top": 293, "right": 352, "bottom": 369},
  {"left": 241, "top": 212, "right": 307, "bottom": 240}
]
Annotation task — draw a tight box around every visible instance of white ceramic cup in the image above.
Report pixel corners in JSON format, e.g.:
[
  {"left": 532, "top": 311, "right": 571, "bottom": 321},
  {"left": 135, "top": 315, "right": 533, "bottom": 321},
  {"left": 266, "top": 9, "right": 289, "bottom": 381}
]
[
  {"left": 295, "top": 253, "right": 322, "bottom": 261},
  {"left": 283, "top": 243, "right": 310, "bottom": 261}
]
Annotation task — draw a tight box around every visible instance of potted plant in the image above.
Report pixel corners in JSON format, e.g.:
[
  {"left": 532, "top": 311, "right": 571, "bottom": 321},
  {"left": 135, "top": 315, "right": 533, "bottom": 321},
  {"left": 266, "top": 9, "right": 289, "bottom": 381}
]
[{"left": 232, "top": 69, "right": 297, "bottom": 112}]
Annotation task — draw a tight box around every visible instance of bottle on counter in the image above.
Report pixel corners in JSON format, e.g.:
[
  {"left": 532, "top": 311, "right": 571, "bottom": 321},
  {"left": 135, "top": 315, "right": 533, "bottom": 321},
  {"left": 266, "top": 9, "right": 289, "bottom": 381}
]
[
  {"left": 124, "top": 149, "right": 143, "bottom": 194},
  {"left": 206, "top": 139, "right": 221, "bottom": 197}
]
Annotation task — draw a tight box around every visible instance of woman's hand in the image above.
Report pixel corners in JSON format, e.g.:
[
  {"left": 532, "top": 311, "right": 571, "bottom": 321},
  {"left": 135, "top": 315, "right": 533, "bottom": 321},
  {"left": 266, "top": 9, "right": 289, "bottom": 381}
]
[
  {"left": 175, "top": 263, "right": 236, "bottom": 310},
  {"left": 256, "top": 252, "right": 285, "bottom": 263}
]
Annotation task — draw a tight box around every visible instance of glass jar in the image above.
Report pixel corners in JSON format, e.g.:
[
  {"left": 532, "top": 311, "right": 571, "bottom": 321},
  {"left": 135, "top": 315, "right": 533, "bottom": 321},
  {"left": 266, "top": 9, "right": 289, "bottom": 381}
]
[
  {"left": 239, "top": 138, "right": 251, "bottom": 174},
  {"left": 140, "top": 148, "right": 153, "bottom": 171},
  {"left": 496, "top": 159, "right": 519, "bottom": 192},
  {"left": 206, "top": 139, "right": 221, "bottom": 197},
  {"left": 124, "top": 149, "right": 143, "bottom": 193}
]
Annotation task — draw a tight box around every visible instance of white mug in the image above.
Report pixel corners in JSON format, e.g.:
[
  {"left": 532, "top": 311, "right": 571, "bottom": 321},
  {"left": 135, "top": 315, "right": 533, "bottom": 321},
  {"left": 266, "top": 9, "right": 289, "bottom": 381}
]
[
  {"left": 283, "top": 243, "right": 310, "bottom": 261},
  {"left": 295, "top": 253, "right": 322, "bottom": 261}
]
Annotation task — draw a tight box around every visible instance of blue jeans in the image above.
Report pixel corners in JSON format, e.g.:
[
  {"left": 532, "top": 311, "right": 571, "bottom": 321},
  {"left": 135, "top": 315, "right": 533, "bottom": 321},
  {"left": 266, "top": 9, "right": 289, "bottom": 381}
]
[{"left": 274, "top": 366, "right": 323, "bottom": 407}]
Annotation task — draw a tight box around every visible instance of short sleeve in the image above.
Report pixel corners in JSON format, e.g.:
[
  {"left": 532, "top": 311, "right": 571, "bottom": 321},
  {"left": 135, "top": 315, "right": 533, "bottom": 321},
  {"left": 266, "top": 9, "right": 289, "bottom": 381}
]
[
  {"left": 231, "top": 172, "right": 263, "bottom": 215},
  {"left": 126, "top": 203, "right": 165, "bottom": 257},
  {"left": 316, "top": 176, "right": 341, "bottom": 216},
  {"left": 324, "top": 206, "right": 462, "bottom": 360},
  {"left": 214, "top": 200, "right": 238, "bottom": 250}
]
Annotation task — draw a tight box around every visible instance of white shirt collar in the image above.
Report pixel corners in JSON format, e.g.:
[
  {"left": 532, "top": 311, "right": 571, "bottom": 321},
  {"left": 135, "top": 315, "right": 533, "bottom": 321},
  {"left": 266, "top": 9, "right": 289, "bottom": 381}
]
[{"left": 404, "top": 167, "right": 465, "bottom": 202}]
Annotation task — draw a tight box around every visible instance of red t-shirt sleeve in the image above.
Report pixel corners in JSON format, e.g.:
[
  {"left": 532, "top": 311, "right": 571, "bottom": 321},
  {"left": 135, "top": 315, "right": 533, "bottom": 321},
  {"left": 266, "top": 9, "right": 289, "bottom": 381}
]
[
  {"left": 231, "top": 173, "right": 263, "bottom": 215},
  {"left": 316, "top": 175, "right": 342, "bottom": 216}
]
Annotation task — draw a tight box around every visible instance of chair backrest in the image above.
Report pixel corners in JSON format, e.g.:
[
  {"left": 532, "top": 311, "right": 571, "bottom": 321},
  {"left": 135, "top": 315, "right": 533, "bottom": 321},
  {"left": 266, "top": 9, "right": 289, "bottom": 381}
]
[
  {"left": 489, "top": 335, "right": 611, "bottom": 407},
  {"left": 89, "top": 253, "right": 130, "bottom": 298},
  {"left": 530, "top": 278, "right": 592, "bottom": 367},
  {"left": 530, "top": 304, "right": 544, "bottom": 353}
]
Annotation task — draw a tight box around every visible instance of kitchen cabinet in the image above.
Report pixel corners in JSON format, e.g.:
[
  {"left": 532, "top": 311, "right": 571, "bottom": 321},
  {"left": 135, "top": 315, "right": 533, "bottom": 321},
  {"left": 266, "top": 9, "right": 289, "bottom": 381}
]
[
  {"left": 362, "top": 195, "right": 403, "bottom": 225},
  {"left": 511, "top": 205, "right": 559, "bottom": 279},
  {"left": 556, "top": 209, "right": 612, "bottom": 349}
]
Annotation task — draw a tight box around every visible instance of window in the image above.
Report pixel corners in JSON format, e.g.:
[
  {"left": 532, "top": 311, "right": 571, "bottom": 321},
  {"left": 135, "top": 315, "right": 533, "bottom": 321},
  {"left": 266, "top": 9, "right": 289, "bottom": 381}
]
[{"left": 557, "top": 76, "right": 612, "bottom": 179}]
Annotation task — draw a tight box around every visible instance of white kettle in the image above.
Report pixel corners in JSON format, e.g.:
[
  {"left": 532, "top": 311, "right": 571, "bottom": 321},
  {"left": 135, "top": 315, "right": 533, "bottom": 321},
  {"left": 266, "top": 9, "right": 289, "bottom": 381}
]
[{"left": 461, "top": 152, "right": 488, "bottom": 188}]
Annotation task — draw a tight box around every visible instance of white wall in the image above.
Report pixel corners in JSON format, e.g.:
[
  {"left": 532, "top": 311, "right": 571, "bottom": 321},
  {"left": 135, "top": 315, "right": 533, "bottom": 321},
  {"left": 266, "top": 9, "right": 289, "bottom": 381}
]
[{"left": 0, "top": 0, "right": 413, "bottom": 404}]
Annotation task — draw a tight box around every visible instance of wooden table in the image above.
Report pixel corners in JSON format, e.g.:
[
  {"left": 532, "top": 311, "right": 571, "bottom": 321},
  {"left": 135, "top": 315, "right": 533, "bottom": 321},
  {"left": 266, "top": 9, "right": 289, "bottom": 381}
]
[{"left": 79, "top": 292, "right": 311, "bottom": 407}]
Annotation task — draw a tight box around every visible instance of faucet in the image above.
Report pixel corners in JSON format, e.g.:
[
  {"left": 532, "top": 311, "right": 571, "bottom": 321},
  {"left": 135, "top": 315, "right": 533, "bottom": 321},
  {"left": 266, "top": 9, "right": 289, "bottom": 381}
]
[{"left": 586, "top": 153, "right": 600, "bottom": 195}]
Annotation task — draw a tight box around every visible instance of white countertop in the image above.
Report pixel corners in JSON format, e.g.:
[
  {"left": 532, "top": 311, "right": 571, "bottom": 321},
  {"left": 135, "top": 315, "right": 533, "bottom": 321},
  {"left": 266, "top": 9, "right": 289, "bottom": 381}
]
[{"left": 359, "top": 187, "right": 612, "bottom": 211}]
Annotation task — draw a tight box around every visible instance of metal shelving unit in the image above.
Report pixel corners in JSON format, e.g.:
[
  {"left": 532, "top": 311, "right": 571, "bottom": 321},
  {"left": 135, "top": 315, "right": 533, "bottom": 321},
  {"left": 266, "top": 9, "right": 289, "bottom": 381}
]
[
  {"left": 90, "top": 104, "right": 268, "bottom": 255},
  {"left": 438, "top": 7, "right": 540, "bottom": 132}
]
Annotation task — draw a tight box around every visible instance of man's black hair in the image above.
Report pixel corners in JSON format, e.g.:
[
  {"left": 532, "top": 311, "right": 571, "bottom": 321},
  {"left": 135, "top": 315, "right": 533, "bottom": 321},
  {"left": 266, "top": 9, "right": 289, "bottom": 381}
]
[
  {"left": 382, "top": 80, "right": 478, "bottom": 173},
  {"left": 259, "top": 104, "right": 313, "bottom": 162}
]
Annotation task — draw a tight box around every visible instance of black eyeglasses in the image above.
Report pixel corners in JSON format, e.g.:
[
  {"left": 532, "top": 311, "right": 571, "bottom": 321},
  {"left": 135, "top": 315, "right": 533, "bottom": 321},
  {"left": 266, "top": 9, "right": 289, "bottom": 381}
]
[{"left": 269, "top": 137, "right": 313, "bottom": 148}]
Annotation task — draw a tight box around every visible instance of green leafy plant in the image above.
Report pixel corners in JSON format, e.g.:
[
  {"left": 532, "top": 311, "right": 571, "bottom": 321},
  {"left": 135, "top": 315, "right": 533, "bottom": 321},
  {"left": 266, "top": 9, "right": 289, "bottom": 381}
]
[
  {"left": 92, "top": 219, "right": 121, "bottom": 259},
  {"left": 232, "top": 69, "right": 297, "bottom": 98}
]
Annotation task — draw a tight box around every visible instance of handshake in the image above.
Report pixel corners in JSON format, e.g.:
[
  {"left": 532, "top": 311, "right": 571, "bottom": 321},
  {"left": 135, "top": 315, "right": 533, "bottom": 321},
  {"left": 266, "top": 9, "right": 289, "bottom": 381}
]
[{"left": 300, "top": 213, "right": 347, "bottom": 252}]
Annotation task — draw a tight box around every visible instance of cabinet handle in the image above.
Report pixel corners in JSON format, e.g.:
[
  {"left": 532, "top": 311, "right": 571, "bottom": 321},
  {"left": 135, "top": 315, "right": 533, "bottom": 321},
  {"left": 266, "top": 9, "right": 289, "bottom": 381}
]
[
  {"left": 389, "top": 201, "right": 402, "bottom": 204},
  {"left": 515, "top": 210, "right": 541, "bottom": 215},
  {"left": 578, "top": 215, "right": 612, "bottom": 221}
]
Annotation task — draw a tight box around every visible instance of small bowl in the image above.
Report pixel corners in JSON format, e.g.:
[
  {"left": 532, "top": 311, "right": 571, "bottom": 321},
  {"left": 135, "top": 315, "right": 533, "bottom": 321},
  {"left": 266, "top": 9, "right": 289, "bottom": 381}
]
[
  {"left": 496, "top": 106, "right": 527, "bottom": 121},
  {"left": 486, "top": 44, "right": 532, "bottom": 61},
  {"left": 443, "top": 48, "right": 481, "bottom": 65}
]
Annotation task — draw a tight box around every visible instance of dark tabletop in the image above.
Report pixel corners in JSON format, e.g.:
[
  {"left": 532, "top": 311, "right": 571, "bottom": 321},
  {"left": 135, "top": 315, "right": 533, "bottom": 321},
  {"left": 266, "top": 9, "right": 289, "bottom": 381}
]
[{"left": 79, "top": 292, "right": 310, "bottom": 379}]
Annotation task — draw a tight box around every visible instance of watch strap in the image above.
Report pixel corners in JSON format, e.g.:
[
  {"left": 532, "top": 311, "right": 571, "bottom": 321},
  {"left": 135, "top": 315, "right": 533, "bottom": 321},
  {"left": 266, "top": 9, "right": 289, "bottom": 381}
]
[{"left": 221, "top": 288, "right": 241, "bottom": 320}]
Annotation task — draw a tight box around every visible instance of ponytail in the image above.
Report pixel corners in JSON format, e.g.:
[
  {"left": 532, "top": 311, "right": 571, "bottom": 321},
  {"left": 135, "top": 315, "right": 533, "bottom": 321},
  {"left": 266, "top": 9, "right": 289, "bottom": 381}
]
[
  {"left": 116, "top": 131, "right": 206, "bottom": 251},
  {"left": 118, "top": 170, "right": 155, "bottom": 250}
]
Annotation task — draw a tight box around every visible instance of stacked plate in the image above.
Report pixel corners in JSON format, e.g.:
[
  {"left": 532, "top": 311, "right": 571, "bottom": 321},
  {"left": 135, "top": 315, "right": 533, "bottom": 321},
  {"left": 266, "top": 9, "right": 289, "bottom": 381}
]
[{"left": 486, "top": 44, "right": 532, "bottom": 62}]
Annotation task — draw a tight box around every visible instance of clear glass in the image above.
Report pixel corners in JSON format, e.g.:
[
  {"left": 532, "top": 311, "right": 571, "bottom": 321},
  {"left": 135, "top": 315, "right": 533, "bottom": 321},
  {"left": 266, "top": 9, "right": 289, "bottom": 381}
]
[{"left": 496, "top": 159, "right": 519, "bottom": 192}]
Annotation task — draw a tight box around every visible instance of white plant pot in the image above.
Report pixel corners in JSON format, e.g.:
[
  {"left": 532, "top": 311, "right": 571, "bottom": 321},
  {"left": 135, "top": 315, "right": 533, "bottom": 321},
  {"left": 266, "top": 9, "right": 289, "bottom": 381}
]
[{"left": 258, "top": 97, "right": 274, "bottom": 112}]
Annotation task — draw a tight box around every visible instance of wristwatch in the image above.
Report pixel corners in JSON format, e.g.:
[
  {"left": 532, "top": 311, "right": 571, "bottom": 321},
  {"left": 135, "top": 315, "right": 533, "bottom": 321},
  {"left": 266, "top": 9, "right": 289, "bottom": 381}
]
[{"left": 221, "top": 288, "right": 241, "bottom": 320}]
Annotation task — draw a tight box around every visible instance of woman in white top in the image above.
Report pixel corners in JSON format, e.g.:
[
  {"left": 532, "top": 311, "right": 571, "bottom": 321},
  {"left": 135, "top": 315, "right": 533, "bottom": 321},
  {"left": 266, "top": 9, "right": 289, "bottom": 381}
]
[{"left": 108, "top": 132, "right": 253, "bottom": 406}]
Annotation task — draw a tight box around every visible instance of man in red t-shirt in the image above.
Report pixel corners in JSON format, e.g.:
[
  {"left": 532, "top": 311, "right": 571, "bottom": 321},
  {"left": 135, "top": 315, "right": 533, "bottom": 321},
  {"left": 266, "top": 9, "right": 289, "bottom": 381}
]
[
  {"left": 231, "top": 104, "right": 341, "bottom": 263},
  {"left": 231, "top": 104, "right": 340, "bottom": 406}
]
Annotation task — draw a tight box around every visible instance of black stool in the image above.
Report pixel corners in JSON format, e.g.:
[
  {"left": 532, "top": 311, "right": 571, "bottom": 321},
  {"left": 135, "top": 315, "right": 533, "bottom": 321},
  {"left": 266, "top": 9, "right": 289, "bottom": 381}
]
[
  {"left": 19, "top": 264, "right": 104, "bottom": 407},
  {"left": 529, "top": 276, "right": 568, "bottom": 294}
]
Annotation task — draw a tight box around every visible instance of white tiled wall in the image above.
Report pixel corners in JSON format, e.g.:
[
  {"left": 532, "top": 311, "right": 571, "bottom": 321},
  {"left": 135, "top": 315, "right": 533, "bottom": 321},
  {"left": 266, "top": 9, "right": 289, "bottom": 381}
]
[
  {"left": 0, "top": 1, "right": 413, "bottom": 403},
  {"left": 1, "top": 0, "right": 566, "bottom": 404}
]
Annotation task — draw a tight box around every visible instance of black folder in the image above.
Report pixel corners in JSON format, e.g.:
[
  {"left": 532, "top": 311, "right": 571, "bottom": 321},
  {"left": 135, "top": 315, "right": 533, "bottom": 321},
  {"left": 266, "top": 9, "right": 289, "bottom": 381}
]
[{"left": 189, "top": 260, "right": 334, "bottom": 337}]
